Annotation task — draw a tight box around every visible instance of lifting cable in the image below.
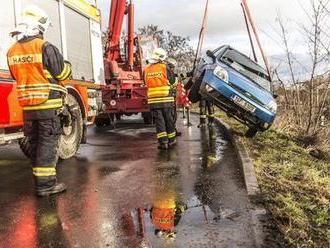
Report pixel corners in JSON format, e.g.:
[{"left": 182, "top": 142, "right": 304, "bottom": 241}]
[
  {"left": 241, "top": 0, "right": 271, "bottom": 78},
  {"left": 193, "top": 0, "right": 271, "bottom": 79},
  {"left": 193, "top": 0, "right": 211, "bottom": 69}
]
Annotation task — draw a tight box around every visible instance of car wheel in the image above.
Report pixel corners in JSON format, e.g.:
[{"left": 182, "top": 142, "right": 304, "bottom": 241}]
[{"left": 245, "top": 127, "right": 258, "bottom": 138}]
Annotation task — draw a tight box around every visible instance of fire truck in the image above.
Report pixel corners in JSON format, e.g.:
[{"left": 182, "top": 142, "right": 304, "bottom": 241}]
[
  {"left": 0, "top": 0, "right": 189, "bottom": 159},
  {"left": 0, "top": 0, "right": 104, "bottom": 159}
]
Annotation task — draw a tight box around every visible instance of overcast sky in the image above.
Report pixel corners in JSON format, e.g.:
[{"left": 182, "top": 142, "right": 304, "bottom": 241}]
[{"left": 97, "top": 0, "right": 311, "bottom": 60}]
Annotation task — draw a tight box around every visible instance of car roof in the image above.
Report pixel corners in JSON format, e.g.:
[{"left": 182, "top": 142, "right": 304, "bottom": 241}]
[{"left": 216, "top": 45, "right": 269, "bottom": 77}]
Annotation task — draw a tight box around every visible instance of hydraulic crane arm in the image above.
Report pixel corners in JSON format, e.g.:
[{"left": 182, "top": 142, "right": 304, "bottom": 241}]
[
  {"left": 107, "top": 0, "right": 126, "bottom": 62},
  {"left": 106, "top": 0, "right": 135, "bottom": 70}
]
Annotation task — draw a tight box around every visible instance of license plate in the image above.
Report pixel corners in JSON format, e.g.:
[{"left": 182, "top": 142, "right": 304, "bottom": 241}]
[{"left": 232, "top": 95, "right": 256, "bottom": 113}]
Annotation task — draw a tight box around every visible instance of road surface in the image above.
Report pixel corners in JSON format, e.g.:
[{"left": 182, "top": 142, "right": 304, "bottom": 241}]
[{"left": 0, "top": 115, "right": 263, "bottom": 248}]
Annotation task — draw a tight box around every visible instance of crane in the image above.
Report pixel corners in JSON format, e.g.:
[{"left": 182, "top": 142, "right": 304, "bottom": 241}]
[{"left": 96, "top": 0, "right": 156, "bottom": 126}]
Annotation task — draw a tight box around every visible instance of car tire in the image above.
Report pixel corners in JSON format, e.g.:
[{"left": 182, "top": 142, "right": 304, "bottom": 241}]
[
  {"left": 245, "top": 127, "right": 258, "bottom": 138},
  {"left": 57, "top": 94, "right": 83, "bottom": 159}
]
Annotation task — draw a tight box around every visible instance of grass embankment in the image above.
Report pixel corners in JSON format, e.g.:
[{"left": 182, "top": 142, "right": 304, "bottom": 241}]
[{"left": 215, "top": 112, "right": 330, "bottom": 248}]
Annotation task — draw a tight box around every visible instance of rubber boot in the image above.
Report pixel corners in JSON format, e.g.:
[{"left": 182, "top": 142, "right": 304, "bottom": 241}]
[
  {"left": 158, "top": 142, "right": 169, "bottom": 150},
  {"left": 169, "top": 138, "right": 177, "bottom": 148},
  {"left": 198, "top": 122, "right": 207, "bottom": 128},
  {"left": 208, "top": 118, "right": 215, "bottom": 128},
  {"left": 37, "top": 182, "right": 67, "bottom": 197}
]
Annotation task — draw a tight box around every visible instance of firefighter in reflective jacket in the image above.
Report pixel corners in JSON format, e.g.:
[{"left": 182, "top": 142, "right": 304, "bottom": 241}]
[
  {"left": 144, "top": 48, "right": 176, "bottom": 150},
  {"left": 150, "top": 197, "right": 187, "bottom": 239},
  {"left": 150, "top": 162, "right": 187, "bottom": 239},
  {"left": 7, "top": 5, "right": 71, "bottom": 196}
]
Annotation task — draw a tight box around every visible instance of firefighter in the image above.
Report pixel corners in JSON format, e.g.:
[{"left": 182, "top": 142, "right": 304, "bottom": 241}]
[
  {"left": 166, "top": 58, "right": 181, "bottom": 136},
  {"left": 150, "top": 198, "right": 187, "bottom": 239},
  {"left": 198, "top": 98, "right": 215, "bottom": 128},
  {"left": 150, "top": 163, "right": 187, "bottom": 239},
  {"left": 7, "top": 5, "right": 72, "bottom": 196},
  {"left": 144, "top": 48, "right": 176, "bottom": 150},
  {"left": 167, "top": 58, "right": 194, "bottom": 135}
]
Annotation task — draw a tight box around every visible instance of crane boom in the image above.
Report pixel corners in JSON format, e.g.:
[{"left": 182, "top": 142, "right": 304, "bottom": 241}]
[{"left": 107, "top": 0, "right": 126, "bottom": 62}]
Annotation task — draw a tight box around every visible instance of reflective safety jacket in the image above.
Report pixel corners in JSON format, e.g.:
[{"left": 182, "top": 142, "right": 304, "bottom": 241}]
[
  {"left": 144, "top": 63, "right": 175, "bottom": 107},
  {"left": 152, "top": 207, "right": 175, "bottom": 231},
  {"left": 7, "top": 37, "right": 71, "bottom": 111}
]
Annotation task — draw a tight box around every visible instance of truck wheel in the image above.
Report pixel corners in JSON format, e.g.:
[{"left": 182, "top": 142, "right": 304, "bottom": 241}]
[
  {"left": 95, "top": 117, "right": 106, "bottom": 127},
  {"left": 115, "top": 113, "right": 122, "bottom": 121},
  {"left": 142, "top": 112, "right": 153, "bottom": 124},
  {"left": 245, "top": 127, "right": 258, "bottom": 138},
  {"left": 57, "top": 94, "right": 83, "bottom": 159}
]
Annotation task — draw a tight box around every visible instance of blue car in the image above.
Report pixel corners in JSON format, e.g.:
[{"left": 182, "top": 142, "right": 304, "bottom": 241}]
[{"left": 191, "top": 45, "right": 277, "bottom": 136}]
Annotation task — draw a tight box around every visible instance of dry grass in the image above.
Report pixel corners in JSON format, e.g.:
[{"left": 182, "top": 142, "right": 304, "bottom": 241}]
[
  {"left": 215, "top": 111, "right": 330, "bottom": 248},
  {"left": 275, "top": 111, "right": 330, "bottom": 159}
]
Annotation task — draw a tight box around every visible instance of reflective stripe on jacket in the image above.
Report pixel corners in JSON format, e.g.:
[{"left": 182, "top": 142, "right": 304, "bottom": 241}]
[
  {"left": 144, "top": 63, "right": 174, "bottom": 105},
  {"left": 7, "top": 38, "right": 68, "bottom": 109}
]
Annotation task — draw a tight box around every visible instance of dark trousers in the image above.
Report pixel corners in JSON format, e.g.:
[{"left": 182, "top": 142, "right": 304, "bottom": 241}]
[
  {"left": 199, "top": 99, "right": 215, "bottom": 124},
  {"left": 152, "top": 107, "right": 176, "bottom": 144},
  {"left": 23, "top": 114, "right": 61, "bottom": 189}
]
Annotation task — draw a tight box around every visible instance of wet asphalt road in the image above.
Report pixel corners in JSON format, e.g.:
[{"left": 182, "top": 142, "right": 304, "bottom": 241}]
[{"left": 0, "top": 115, "right": 257, "bottom": 248}]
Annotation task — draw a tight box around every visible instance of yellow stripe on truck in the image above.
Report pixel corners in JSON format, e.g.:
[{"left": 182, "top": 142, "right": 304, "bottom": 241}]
[{"left": 64, "top": 0, "right": 100, "bottom": 22}]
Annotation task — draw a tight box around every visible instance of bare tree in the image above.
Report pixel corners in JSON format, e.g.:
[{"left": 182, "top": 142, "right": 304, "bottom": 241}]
[{"left": 274, "top": 0, "right": 330, "bottom": 153}]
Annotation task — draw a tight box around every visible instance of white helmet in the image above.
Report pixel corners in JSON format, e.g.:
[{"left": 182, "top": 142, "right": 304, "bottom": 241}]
[
  {"left": 151, "top": 48, "right": 167, "bottom": 62},
  {"left": 10, "top": 5, "right": 51, "bottom": 37}
]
